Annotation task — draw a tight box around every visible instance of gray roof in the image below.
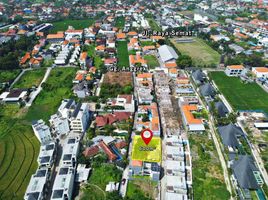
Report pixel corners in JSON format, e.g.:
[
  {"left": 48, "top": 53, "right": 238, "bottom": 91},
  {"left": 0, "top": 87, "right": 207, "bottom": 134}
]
[
  {"left": 218, "top": 123, "right": 243, "bottom": 148},
  {"left": 192, "top": 69, "right": 205, "bottom": 82},
  {"left": 158, "top": 45, "right": 178, "bottom": 62},
  {"left": 215, "top": 101, "right": 228, "bottom": 117},
  {"left": 200, "top": 83, "right": 215, "bottom": 97},
  {"left": 232, "top": 155, "right": 259, "bottom": 189}
]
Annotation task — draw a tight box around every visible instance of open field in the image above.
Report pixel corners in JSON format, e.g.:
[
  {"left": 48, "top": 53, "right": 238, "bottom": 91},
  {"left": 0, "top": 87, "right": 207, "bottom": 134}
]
[
  {"left": 13, "top": 69, "right": 46, "bottom": 89},
  {"left": 115, "top": 16, "right": 125, "bottom": 29},
  {"left": 189, "top": 133, "right": 230, "bottom": 200},
  {"left": 131, "top": 135, "right": 161, "bottom": 162},
  {"left": 50, "top": 19, "right": 94, "bottom": 33},
  {"left": 117, "top": 41, "right": 129, "bottom": 68},
  {"left": 144, "top": 55, "right": 159, "bottom": 69},
  {"left": 0, "top": 104, "right": 39, "bottom": 200},
  {"left": 147, "top": 18, "right": 161, "bottom": 31},
  {"left": 127, "top": 180, "right": 156, "bottom": 200},
  {"left": 209, "top": 72, "right": 268, "bottom": 114},
  {"left": 25, "top": 67, "right": 76, "bottom": 122},
  {"left": 171, "top": 37, "right": 220, "bottom": 66},
  {"left": 0, "top": 70, "right": 21, "bottom": 84}
]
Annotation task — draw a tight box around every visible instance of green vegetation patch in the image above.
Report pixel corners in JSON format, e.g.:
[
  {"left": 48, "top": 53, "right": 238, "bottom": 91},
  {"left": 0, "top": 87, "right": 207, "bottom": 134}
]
[
  {"left": 126, "top": 180, "right": 156, "bottom": 200},
  {"left": 144, "top": 55, "right": 159, "bottom": 69},
  {"left": 0, "top": 70, "right": 21, "bottom": 84},
  {"left": 171, "top": 37, "right": 220, "bottom": 66},
  {"left": 210, "top": 71, "right": 268, "bottom": 114},
  {"left": 25, "top": 67, "right": 76, "bottom": 122},
  {"left": 117, "top": 41, "right": 129, "bottom": 68},
  {"left": 13, "top": 69, "right": 46, "bottom": 89},
  {"left": 147, "top": 18, "right": 161, "bottom": 31},
  {"left": 115, "top": 16, "right": 125, "bottom": 29},
  {"left": 50, "top": 19, "right": 94, "bottom": 33}
]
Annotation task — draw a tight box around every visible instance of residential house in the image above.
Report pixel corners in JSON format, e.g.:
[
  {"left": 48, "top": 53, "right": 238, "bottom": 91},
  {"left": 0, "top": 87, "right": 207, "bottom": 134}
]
[
  {"left": 225, "top": 65, "right": 246, "bottom": 76},
  {"left": 214, "top": 101, "right": 229, "bottom": 118},
  {"left": 49, "top": 114, "right": 70, "bottom": 136},
  {"left": 192, "top": 69, "right": 206, "bottom": 85},
  {"left": 46, "top": 32, "right": 65, "bottom": 43},
  {"left": 61, "top": 137, "right": 80, "bottom": 167},
  {"left": 199, "top": 83, "right": 216, "bottom": 98},
  {"left": 69, "top": 103, "right": 90, "bottom": 132},
  {"left": 38, "top": 142, "right": 56, "bottom": 168},
  {"left": 106, "top": 95, "right": 135, "bottom": 113},
  {"left": 0, "top": 89, "right": 28, "bottom": 103},
  {"left": 129, "top": 160, "right": 160, "bottom": 181},
  {"left": 252, "top": 67, "right": 268, "bottom": 78},
  {"left": 32, "top": 119, "right": 52, "bottom": 145}
]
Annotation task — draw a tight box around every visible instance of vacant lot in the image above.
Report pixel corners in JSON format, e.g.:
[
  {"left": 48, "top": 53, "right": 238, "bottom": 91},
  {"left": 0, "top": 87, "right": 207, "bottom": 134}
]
[
  {"left": 115, "top": 16, "right": 125, "bottom": 29},
  {"left": 210, "top": 72, "right": 268, "bottom": 114},
  {"left": 144, "top": 55, "right": 159, "bottom": 69},
  {"left": 0, "top": 70, "right": 21, "bottom": 84},
  {"left": 189, "top": 133, "right": 230, "bottom": 200},
  {"left": 25, "top": 67, "right": 76, "bottom": 122},
  {"left": 117, "top": 41, "right": 129, "bottom": 68},
  {"left": 147, "top": 18, "right": 161, "bottom": 31},
  {"left": 127, "top": 180, "right": 156, "bottom": 200},
  {"left": 50, "top": 19, "right": 94, "bottom": 33},
  {"left": 171, "top": 37, "right": 220, "bottom": 66},
  {"left": 13, "top": 69, "right": 46, "bottom": 89}
]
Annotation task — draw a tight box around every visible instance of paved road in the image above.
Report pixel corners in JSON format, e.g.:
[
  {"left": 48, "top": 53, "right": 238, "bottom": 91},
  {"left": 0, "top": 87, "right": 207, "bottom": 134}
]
[
  {"left": 119, "top": 166, "right": 129, "bottom": 197},
  {"left": 26, "top": 67, "right": 52, "bottom": 107},
  {"left": 186, "top": 71, "right": 233, "bottom": 198}
]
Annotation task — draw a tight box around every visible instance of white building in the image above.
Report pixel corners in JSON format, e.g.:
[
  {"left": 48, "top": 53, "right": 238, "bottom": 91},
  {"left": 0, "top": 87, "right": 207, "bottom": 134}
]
[
  {"left": 24, "top": 168, "right": 50, "bottom": 200},
  {"left": 65, "top": 29, "right": 83, "bottom": 41},
  {"left": 107, "top": 95, "right": 135, "bottom": 113},
  {"left": 69, "top": 103, "right": 90, "bottom": 132},
  {"left": 225, "top": 65, "right": 246, "bottom": 77},
  {"left": 58, "top": 99, "right": 76, "bottom": 119},
  {"left": 61, "top": 137, "right": 80, "bottom": 167},
  {"left": 252, "top": 67, "right": 268, "bottom": 78},
  {"left": 158, "top": 45, "right": 178, "bottom": 63},
  {"left": 49, "top": 114, "right": 70, "bottom": 136},
  {"left": 32, "top": 119, "right": 52, "bottom": 145},
  {"left": 51, "top": 167, "right": 75, "bottom": 200},
  {"left": 38, "top": 142, "right": 56, "bottom": 168}
]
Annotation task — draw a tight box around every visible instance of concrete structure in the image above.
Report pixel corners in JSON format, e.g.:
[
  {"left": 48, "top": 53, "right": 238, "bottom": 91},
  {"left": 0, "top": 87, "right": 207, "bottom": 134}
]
[
  {"left": 129, "top": 160, "right": 160, "bottom": 181},
  {"left": 158, "top": 45, "right": 178, "bottom": 63},
  {"left": 32, "top": 119, "right": 52, "bottom": 145},
  {"left": 225, "top": 65, "right": 246, "bottom": 77},
  {"left": 252, "top": 67, "right": 268, "bottom": 78},
  {"left": 61, "top": 137, "right": 80, "bottom": 167},
  {"left": 69, "top": 103, "right": 90, "bottom": 132},
  {"left": 38, "top": 142, "right": 56, "bottom": 168},
  {"left": 49, "top": 114, "right": 70, "bottom": 136}
]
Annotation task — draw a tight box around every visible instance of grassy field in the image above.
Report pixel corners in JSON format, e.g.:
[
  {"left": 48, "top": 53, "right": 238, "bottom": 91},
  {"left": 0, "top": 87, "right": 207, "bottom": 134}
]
[
  {"left": 25, "top": 67, "right": 76, "bottom": 122},
  {"left": 13, "top": 69, "right": 46, "bottom": 89},
  {"left": 144, "top": 55, "right": 159, "bottom": 69},
  {"left": 0, "top": 104, "right": 40, "bottom": 200},
  {"left": 189, "top": 133, "right": 230, "bottom": 200},
  {"left": 0, "top": 70, "right": 21, "bottom": 84},
  {"left": 115, "top": 16, "right": 125, "bottom": 29},
  {"left": 127, "top": 180, "right": 156, "bottom": 200},
  {"left": 171, "top": 37, "right": 220, "bottom": 66},
  {"left": 117, "top": 41, "right": 129, "bottom": 68},
  {"left": 210, "top": 72, "right": 268, "bottom": 114},
  {"left": 50, "top": 19, "right": 94, "bottom": 33},
  {"left": 131, "top": 135, "right": 161, "bottom": 162},
  {"left": 81, "top": 164, "right": 121, "bottom": 200}
]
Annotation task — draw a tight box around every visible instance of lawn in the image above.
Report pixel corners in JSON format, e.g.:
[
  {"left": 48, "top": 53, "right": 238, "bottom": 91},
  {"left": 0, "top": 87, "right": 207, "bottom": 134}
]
[
  {"left": 115, "top": 16, "right": 125, "bottom": 29},
  {"left": 189, "top": 133, "right": 230, "bottom": 200},
  {"left": 210, "top": 72, "right": 268, "bottom": 114},
  {"left": 0, "top": 70, "right": 21, "bottom": 84},
  {"left": 117, "top": 41, "right": 129, "bottom": 68},
  {"left": 144, "top": 55, "right": 159, "bottom": 69},
  {"left": 25, "top": 67, "right": 76, "bottom": 122},
  {"left": 131, "top": 135, "right": 161, "bottom": 163},
  {"left": 13, "top": 69, "right": 46, "bottom": 89},
  {"left": 171, "top": 37, "right": 220, "bottom": 66},
  {"left": 50, "top": 19, "right": 94, "bottom": 33},
  {"left": 140, "top": 41, "right": 155, "bottom": 47}
]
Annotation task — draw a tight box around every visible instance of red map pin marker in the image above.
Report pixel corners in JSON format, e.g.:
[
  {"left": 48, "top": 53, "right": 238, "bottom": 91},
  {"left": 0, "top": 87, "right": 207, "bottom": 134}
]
[{"left": 141, "top": 129, "right": 153, "bottom": 145}]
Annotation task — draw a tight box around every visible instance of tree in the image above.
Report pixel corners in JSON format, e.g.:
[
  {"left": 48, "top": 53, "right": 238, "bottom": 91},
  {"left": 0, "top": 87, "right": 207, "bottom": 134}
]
[
  {"left": 106, "top": 191, "right": 123, "bottom": 200},
  {"left": 176, "top": 55, "right": 193, "bottom": 68}
]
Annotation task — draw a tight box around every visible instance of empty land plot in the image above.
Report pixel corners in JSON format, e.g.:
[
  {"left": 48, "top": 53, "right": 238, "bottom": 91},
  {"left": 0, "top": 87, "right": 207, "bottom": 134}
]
[
  {"left": 13, "top": 69, "right": 46, "bottom": 88},
  {"left": 115, "top": 16, "right": 125, "bottom": 29},
  {"left": 50, "top": 19, "right": 94, "bottom": 33},
  {"left": 210, "top": 71, "right": 268, "bottom": 114},
  {"left": 144, "top": 55, "right": 159, "bottom": 69},
  {"left": 117, "top": 41, "right": 129, "bottom": 68},
  {"left": 171, "top": 37, "right": 220, "bottom": 66}
]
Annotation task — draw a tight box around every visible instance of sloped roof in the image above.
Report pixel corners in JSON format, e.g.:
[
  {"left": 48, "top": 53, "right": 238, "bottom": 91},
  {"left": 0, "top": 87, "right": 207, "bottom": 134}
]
[
  {"left": 232, "top": 155, "right": 259, "bottom": 189},
  {"left": 192, "top": 69, "right": 205, "bottom": 82},
  {"left": 218, "top": 123, "right": 243, "bottom": 148},
  {"left": 158, "top": 45, "right": 178, "bottom": 62},
  {"left": 215, "top": 101, "right": 229, "bottom": 117},
  {"left": 200, "top": 83, "right": 215, "bottom": 97}
]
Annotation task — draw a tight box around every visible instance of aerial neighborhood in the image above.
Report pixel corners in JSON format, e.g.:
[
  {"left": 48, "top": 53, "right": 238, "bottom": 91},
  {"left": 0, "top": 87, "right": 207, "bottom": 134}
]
[{"left": 0, "top": 0, "right": 267, "bottom": 200}]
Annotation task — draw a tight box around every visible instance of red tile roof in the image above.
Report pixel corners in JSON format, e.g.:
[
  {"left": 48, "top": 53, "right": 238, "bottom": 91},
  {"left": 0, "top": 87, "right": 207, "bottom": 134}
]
[
  {"left": 115, "top": 141, "right": 127, "bottom": 149},
  {"left": 99, "top": 141, "right": 117, "bottom": 161},
  {"left": 83, "top": 146, "right": 99, "bottom": 157}
]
